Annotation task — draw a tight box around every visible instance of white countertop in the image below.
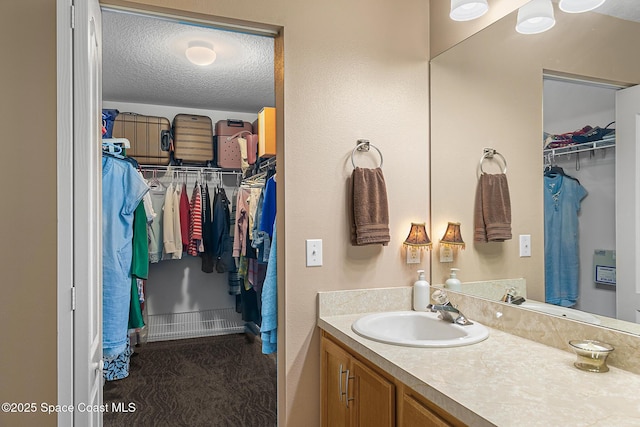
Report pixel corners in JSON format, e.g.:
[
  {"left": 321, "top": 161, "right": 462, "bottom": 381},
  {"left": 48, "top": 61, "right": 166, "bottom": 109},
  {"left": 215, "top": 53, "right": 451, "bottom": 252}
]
[{"left": 318, "top": 312, "right": 640, "bottom": 426}]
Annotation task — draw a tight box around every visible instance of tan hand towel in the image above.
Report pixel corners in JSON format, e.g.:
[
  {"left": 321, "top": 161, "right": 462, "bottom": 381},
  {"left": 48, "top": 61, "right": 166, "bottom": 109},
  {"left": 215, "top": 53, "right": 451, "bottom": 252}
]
[
  {"left": 474, "top": 173, "right": 512, "bottom": 242},
  {"left": 351, "top": 167, "right": 390, "bottom": 246}
]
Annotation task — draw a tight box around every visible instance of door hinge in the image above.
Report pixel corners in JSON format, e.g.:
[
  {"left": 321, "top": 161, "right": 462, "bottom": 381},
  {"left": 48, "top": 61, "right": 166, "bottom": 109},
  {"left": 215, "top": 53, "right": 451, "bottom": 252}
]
[
  {"left": 71, "top": 286, "right": 76, "bottom": 311},
  {"left": 70, "top": 4, "right": 75, "bottom": 30}
]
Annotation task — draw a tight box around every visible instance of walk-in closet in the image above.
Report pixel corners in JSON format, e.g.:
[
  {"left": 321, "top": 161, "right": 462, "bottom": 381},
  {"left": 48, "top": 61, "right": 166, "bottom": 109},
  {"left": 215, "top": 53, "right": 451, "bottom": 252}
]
[
  {"left": 542, "top": 76, "right": 618, "bottom": 318},
  {"left": 100, "top": 8, "right": 278, "bottom": 425}
]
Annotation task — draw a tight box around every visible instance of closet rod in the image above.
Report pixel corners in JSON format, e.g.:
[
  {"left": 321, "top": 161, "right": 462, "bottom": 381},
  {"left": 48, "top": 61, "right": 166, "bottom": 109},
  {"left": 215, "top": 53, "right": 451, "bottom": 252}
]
[
  {"left": 139, "top": 165, "right": 243, "bottom": 177},
  {"left": 256, "top": 156, "right": 276, "bottom": 172}
]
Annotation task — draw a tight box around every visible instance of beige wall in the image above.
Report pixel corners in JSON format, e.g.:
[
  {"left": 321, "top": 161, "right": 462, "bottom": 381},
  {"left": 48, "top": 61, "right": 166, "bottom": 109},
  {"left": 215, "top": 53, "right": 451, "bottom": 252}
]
[
  {"left": 0, "top": 1, "right": 58, "bottom": 426},
  {"left": 431, "top": 8, "right": 640, "bottom": 301},
  {"left": 104, "top": 0, "right": 431, "bottom": 425}
]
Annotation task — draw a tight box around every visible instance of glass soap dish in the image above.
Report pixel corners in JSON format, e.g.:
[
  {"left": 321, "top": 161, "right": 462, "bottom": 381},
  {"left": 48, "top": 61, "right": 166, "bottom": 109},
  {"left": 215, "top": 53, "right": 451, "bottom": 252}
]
[{"left": 569, "top": 340, "right": 614, "bottom": 373}]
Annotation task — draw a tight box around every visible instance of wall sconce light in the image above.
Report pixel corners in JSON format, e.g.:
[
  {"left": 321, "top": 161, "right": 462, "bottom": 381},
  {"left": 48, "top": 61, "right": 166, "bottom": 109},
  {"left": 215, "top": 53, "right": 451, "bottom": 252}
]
[
  {"left": 185, "top": 41, "right": 217, "bottom": 66},
  {"left": 559, "top": 0, "right": 607, "bottom": 13},
  {"left": 439, "top": 222, "right": 465, "bottom": 262},
  {"left": 516, "top": 0, "right": 556, "bottom": 34},
  {"left": 403, "top": 222, "right": 431, "bottom": 264},
  {"left": 450, "top": 0, "right": 489, "bottom": 21}
]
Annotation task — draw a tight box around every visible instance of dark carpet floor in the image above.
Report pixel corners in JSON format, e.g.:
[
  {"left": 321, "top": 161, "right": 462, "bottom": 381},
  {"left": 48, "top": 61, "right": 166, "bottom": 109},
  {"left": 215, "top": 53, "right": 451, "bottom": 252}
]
[{"left": 103, "top": 334, "right": 277, "bottom": 427}]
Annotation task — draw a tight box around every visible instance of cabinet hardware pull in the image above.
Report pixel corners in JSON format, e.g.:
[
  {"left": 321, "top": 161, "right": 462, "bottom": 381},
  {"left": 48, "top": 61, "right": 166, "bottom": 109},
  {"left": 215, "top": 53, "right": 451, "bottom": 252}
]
[
  {"left": 345, "top": 369, "right": 355, "bottom": 408},
  {"left": 338, "top": 364, "right": 345, "bottom": 402}
]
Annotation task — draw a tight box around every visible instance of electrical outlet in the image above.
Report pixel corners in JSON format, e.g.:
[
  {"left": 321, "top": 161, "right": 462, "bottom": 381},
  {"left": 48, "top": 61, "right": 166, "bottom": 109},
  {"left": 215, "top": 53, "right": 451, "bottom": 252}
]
[
  {"left": 440, "top": 246, "right": 453, "bottom": 263},
  {"left": 406, "top": 247, "right": 421, "bottom": 264},
  {"left": 519, "top": 234, "right": 531, "bottom": 257},
  {"left": 306, "top": 239, "right": 323, "bottom": 267}
]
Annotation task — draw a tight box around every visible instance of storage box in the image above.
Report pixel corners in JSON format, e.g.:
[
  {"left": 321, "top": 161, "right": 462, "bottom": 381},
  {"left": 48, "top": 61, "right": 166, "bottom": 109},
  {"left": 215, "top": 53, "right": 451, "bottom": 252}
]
[
  {"left": 258, "top": 107, "right": 276, "bottom": 158},
  {"left": 214, "top": 119, "right": 253, "bottom": 169}
]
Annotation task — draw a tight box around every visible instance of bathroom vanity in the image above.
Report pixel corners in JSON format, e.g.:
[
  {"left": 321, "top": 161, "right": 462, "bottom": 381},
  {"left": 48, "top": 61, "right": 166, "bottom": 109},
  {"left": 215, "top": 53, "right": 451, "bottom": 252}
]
[
  {"left": 321, "top": 331, "right": 464, "bottom": 426},
  {"left": 318, "top": 287, "right": 640, "bottom": 426}
]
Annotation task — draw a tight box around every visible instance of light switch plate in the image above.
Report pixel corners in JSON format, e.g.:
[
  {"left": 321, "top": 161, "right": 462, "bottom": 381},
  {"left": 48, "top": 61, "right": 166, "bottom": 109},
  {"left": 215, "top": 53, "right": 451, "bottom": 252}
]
[
  {"left": 519, "top": 234, "right": 531, "bottom": 257},
  {"left": 306, "top": 239, "right": 323, "bottom": 267}
]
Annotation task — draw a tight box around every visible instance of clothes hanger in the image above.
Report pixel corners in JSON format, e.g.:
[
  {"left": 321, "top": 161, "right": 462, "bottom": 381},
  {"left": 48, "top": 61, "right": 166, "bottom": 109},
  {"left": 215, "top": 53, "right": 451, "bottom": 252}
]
[
  {"left": 544, "top": 163, "right": 581, "bottom": 184},
  {"left": 147, "top": 170, "right": 164, "bottom": 190},
  {"left": 101, "top": 141, "right": 124, "bottom": 159}
]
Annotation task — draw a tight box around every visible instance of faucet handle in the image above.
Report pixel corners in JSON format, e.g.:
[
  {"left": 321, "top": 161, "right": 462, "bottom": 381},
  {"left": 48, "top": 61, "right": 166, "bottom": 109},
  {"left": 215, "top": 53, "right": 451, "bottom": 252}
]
[
  {"left": 501, "top": 286, "right": 517, "bottom": 303},
  {"left": 431, "top": 289, "right": 450, "bottom": 305}
]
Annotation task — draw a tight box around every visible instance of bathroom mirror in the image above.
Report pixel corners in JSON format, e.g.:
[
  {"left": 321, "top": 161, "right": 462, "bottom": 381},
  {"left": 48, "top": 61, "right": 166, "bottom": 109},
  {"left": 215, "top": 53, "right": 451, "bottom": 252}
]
[{"left": 430, "top": 2, "right": 640, "bottom": 335}]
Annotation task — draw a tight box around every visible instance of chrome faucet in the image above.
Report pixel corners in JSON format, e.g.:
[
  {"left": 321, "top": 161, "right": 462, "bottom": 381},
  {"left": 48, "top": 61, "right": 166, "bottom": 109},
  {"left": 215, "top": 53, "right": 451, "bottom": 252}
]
[
  {"left": 426, "top": 303, "right": 474, "bottom": 326},
  {"left": 501, "top": 287, "right": 526, "bottom": 305}
]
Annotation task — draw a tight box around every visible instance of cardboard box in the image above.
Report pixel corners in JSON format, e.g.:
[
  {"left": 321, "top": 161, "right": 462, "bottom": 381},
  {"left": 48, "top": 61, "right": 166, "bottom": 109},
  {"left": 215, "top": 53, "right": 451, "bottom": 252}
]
[{"left": 258, "top": 107, "right": 276, "bottom": 157}]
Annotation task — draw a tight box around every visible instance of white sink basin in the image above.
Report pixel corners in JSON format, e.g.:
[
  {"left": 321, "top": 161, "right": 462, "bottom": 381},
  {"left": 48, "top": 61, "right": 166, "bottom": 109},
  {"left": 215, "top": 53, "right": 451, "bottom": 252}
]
[
  {"left": 351, "top": 311, "right": 489, "bottom": 348},
  {"left": 519, "top": 301, "right": 601, "bottom": 325}
]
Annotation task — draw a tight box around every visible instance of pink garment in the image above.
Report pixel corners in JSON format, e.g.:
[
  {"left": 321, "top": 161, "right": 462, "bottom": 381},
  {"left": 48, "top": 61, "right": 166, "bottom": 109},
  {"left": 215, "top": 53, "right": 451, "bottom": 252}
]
[{"left": 180, "top": 183, "right": 190, "bottom": 248}]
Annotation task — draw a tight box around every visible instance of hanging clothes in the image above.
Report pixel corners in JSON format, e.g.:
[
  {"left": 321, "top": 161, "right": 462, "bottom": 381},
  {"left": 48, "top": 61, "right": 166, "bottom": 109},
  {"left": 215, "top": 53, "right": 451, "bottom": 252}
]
[
  {"left": 230, "top": 160, "right": 278, "bottom": 328},
  {"left": 259, "top": 175, "right": 277, "bottom": 239},
  {"left": 251, "top": 187, "right": 270, "bottom": 263},
  {"left": 187, "top": 183, "right": 203, "bottom": 256},
  {"left": 179, "top": 182, "right": 190, "bottom": 250},
  {"left": 261, "top": 223, "right": 277, "bottom": 354},
  {"left": 129, "top": 201, "right": 149, "bottom": 330},
  {"left": 101, "top": 156, "right": 148, "bottom": 360},
  {"left": 147, "top": 184, "right": 166, "bottom": 264},
  {"left": 233, "top": 187, "right": 252, "bottom": 257},
  {"left": 139, "top": 171, "right": 156, "bottom": 224},
  {"left": 162, "top": 183, "right": 182, "bottom": 260},
  {"left": 213, "top": 187, "right": 235, "bottom": 273},
  {"left": 544, "top": 173, "right": 587, "bottom": 307},
  {"left": 202, "top": 183, "right": 215, "bottom": 273}
]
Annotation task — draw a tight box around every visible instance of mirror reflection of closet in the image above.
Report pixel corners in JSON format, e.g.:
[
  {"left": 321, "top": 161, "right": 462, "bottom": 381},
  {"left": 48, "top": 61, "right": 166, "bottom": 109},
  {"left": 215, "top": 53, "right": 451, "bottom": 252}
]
[{"left": 542, "top": 75, "right": 619, "bottom": 318}]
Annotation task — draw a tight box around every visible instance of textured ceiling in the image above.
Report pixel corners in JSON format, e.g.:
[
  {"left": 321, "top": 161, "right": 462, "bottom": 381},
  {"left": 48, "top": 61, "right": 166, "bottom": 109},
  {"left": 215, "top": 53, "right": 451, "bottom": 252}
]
[
  {"left": 102, "top": 9, "right": 275, "bottom": 114},
  {"left": 101, "top": 3, "right": 637, "bottom": 115}
]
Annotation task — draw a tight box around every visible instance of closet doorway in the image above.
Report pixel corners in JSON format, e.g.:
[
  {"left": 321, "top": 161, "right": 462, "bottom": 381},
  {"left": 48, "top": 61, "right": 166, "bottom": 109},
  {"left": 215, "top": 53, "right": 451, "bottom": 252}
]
[
  {"left": 66, "top": 1, "right": 282, "bottom": 425},
  {"left": 100, "top": 7, "right": 275, "bottom": 342},
  {"left": 542, "top": 75, "right": 618, "bottom": 318}
]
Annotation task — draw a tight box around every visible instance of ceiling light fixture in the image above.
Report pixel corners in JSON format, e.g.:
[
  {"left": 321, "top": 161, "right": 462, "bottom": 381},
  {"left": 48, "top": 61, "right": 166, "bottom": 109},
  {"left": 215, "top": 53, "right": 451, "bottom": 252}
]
[
  {"left": 185, "top": 41, "right": 216, "bottom": 66},
  {"left": 558, "top": 0, "right": 607, "bottom": 13},
  {"left": 450, "top": 0, "right": 489, "bottom": 21},
  {"left": 516, "top": 0, "right": 556, "bottom": 34}
]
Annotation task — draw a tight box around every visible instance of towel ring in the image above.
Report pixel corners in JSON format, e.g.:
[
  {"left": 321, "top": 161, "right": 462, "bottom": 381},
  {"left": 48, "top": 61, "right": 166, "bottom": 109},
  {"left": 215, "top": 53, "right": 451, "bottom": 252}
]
[
  {"left": 351, "top": 139, "right": 384, "bottom": 169},
  {"left": 479, "top": 148, "right": 507, "bottom": 174}
]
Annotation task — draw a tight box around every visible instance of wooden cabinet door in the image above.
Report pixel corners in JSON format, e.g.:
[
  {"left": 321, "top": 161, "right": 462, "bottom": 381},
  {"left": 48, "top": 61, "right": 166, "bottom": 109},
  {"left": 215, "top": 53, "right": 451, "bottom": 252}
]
[
  {"left": 322, "top": 334, "right": 461, "bottom": 427},
  {"left": 399, "top": 391, "right": 456, "bottom": 427},
  {"left": 321, "top": 337, "right": 351, "bottom": 427},
  {"left": 351, "top": 359, "right": 395, "bottom": 427}
]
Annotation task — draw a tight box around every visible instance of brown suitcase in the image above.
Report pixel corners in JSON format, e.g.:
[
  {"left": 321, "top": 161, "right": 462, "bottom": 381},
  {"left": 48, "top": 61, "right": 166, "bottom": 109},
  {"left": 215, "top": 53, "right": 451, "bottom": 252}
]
[
  {"left": 112, "top": 112, "right": 171, "bottom": 165},
  {"left": 214, "top": 119, "right": 254, "bottom": 169},
  {"left": 172, "top": 114, "right": 214, "bottom": 166}
]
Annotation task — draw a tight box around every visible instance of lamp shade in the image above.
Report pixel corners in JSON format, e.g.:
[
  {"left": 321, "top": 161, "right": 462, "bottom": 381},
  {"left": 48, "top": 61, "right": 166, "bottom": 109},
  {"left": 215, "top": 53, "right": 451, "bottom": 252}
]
[
  {"left": 440, "top": 222, "right": 465, "bottom": 249},
  {"left": 516, "top": 0, "right": 556, "bottom": 34},
  {"left": 403, "top": 223, "right": 432, "bottom": 248},
  {"left": 559, "top": 0, "right": 606, "bottom": 13},
  {"left": 185, "top": 41, "right": 217, "bottom": 66},
  {"left": 450, "top": 0, "right": 489, "bottom": 21}
]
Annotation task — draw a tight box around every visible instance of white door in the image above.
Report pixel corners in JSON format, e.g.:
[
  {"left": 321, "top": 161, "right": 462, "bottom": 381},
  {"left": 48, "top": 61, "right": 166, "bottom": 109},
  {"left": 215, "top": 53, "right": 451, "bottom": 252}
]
[
  {"left": 73, "top": 0, "right": 103, "bottom": 425},
  {"left": 616, "top": 84, "right": 640, "bottom": 324}
]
